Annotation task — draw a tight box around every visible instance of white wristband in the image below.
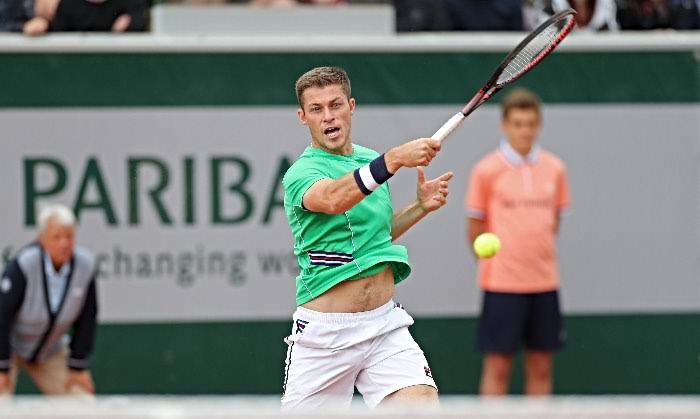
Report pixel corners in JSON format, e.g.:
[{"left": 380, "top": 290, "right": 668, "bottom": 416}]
[{"left": 358, "top": 164, "right": 380, "bottom": 192}]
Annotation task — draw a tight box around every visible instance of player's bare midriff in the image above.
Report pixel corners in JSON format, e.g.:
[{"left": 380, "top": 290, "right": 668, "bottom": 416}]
[{"left": 300, "top": 265, "right": 395, "bottom": 313}]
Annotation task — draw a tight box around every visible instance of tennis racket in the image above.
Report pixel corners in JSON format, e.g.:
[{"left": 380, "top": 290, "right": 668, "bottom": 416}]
[{"left": 432, "top": 9, "right": 577, "bottom": 143}]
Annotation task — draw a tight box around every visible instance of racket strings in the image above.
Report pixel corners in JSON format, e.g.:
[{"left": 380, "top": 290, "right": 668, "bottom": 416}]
[{"left": 496, "top": 17, "right": 573, "bottom": 86}]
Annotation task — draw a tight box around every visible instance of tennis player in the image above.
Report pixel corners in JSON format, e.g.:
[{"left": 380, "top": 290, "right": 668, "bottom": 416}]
[{"left": 281, "top": 66, "right": 453, "bottom": 410}]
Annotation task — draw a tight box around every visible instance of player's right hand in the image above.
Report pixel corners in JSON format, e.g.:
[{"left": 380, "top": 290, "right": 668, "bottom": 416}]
[{"left": 386, "top": 138, "right": 441, "bottom": 172}]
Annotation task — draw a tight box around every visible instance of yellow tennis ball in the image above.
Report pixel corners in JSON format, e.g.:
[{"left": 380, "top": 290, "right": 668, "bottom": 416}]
[{"left": 473, "top": 233, "right": 501, "bottom": 258}]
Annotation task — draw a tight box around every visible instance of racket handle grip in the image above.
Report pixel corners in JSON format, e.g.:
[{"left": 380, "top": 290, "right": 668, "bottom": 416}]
[{"left": 432, "top": 112, "right": 465, "bottom": 143}]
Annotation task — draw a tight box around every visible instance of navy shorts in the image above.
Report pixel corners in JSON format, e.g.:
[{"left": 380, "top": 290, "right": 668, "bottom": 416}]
[{"left": 477, "top": 290, "right": 565, "bottom": 354}]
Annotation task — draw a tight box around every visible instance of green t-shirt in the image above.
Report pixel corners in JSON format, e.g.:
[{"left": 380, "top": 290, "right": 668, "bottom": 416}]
[{"left": 283, "top": 144, "right": 412, "bottom": 306}]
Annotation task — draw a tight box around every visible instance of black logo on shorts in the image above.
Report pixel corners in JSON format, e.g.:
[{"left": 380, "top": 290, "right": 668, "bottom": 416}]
[
  {"left": 424, "top": 366, "right": 432, "bottom": 378},
  {"left": 295, "top": 319, "right": 309, "bottom": 334}
]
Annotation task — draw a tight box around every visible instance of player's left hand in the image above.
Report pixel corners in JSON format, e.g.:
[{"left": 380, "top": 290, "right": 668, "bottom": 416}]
[
  {"left": 416, "top": 167, "right": 453, "bottom": 212},
  {"left": 65, "top": 370, "right": 95, "bottom": 394}
]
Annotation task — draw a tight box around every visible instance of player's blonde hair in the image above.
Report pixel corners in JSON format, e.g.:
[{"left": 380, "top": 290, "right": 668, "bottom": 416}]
[
  {"left": 295, "top": 66, "right": 352, "bottom": 107},
  {"left": 38, "top": 204, "right": 76, "bottom": 235},
  {"left": 502, "top": 88, "right": 542, "bottom": 119}
]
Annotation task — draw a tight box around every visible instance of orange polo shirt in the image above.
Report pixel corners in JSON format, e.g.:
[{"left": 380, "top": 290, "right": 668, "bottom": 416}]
[{"left": 466, "top": 141, "right": 570, "bottom": 293}]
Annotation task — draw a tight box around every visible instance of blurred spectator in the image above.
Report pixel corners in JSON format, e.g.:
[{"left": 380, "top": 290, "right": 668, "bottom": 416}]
[
  {"left": 185, "top": 0, "right": 227, "bottom": 4},
  {"left": 443, "top": 0, "right": 524, "bottom": 30},
  {"left": 0, "top": 0, "right": 59, "bottom": 34},
  {"left": 50, "top": 0, "right": 147, "bottom": 32},
  {"left": 569, "top": 0, "right": 619, "bottom": 30},
  {"left": 0, "top": 0, "right": 33, "bottom": 32},
  {"left": 617, "top": 0, "right": 699, "bottom": 29},
  {"left": 21, "top": 0, "right": 58, "bottom": 34},
  {"left": 23, "top": 0, "right": 148, "bottom": 36},
  {"left": 669, "top": 0, "right": 700, "bottom": 29},
  {"left": 525, "top": 0, "right": 619, "bottom": 31},
  {"left": 250, "top": 0, "right": 345, "bottom": 6},
  {"left": 617, "top": 0, "right": 670, "bottom": 28},
  {"left": 250, "top": 0, "right": 296, "bottom": 6},
  {"left": 17, "top": 0, "right": 147, "bottom": 35},
  {"left": 395, "top": 0, "right": 451, "bottom": 31}
]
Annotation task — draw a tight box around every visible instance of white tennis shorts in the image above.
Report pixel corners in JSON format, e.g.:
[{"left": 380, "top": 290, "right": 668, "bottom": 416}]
[{"left": 281, "top": 300, "right": 437, "bottom": 410}]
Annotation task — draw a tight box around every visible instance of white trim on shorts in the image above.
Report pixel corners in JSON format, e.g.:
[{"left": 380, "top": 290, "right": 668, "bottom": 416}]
[{"left": 294, "top": 299, "right": 397, "bottom": 325}]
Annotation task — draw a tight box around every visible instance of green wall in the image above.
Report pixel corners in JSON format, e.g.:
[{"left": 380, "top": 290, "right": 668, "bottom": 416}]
[
  {"left": 0, "top": 51, "right": 697, "bottom": 107},
  {"left": 16, "top": 314, "right": 700, "bottom": 395}
]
